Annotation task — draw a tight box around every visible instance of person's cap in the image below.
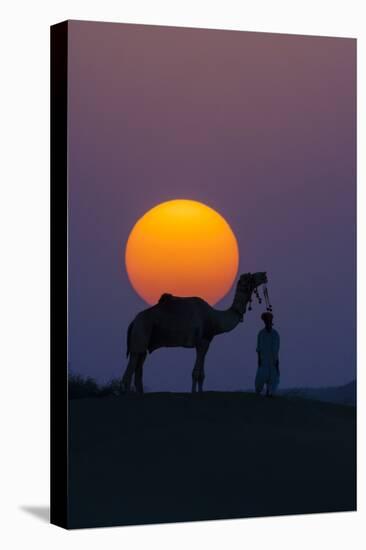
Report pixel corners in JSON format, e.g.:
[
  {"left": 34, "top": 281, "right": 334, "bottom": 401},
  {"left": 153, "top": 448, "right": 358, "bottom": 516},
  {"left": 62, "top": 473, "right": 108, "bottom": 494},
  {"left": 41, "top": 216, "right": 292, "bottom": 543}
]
[{"left": 261, "top": 312, "right": 273, "bottom": 321}]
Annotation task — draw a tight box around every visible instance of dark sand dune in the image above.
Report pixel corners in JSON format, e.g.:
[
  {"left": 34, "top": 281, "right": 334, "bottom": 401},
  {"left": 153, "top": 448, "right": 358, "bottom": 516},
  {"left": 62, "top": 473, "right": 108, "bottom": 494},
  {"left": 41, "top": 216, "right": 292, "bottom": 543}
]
[
  {"left": 278, "top": 381, "right": 356, "bottom": 406},
  {"left": 68, "top": 392, "right": 356, "bottom": 529}
]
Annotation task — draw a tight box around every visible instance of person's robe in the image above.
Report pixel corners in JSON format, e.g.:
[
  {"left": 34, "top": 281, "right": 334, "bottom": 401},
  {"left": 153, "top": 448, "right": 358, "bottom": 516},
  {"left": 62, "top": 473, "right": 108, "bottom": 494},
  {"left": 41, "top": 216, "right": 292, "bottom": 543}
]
[{"left": 255, "top": 328, "right": 280, "bottom": 393}]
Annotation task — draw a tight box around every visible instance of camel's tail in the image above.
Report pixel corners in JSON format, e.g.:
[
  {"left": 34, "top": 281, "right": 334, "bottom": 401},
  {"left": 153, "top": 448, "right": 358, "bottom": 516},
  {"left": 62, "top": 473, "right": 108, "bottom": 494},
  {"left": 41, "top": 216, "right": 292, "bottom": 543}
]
[{"left": 126, "top": 321, "right": 133, "bottom": 358}]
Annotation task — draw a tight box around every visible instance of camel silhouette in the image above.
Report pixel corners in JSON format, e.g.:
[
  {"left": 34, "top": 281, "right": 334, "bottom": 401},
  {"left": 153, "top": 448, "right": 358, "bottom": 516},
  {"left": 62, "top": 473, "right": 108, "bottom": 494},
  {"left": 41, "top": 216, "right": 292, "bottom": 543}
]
[{"left": 121, "top": 272, "right": 267, "bottom": 393}]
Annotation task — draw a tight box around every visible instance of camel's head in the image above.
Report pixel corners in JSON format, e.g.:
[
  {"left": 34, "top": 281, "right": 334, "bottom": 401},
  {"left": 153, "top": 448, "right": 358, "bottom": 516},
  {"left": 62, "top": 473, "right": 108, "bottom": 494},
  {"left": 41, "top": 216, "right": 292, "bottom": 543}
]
[
  {"left": 251, "top": 271, "right": 268, "bottom": 289},
  {"left": 238, "top": 272, "right": 267, "bottom": 291},
  {"left": 232, "top": 272, "right": 268, "bottom": 319}
]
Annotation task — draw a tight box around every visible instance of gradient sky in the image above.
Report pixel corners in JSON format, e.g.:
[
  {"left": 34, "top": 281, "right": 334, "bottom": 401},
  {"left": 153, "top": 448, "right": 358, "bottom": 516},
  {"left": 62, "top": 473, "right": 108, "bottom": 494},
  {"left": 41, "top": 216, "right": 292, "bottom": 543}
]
[{"left": 67, "top": 21, "right": 356, "bottom": 390}]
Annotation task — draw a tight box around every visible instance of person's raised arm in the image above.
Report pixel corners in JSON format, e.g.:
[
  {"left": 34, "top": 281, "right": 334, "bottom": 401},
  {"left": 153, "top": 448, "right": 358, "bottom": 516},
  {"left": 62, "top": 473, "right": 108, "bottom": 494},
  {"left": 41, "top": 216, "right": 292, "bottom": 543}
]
[
  {"left": 275, "top": 332, "right": 280, "bottom": 372},
  {"left": 256, "top": 332, "right": 261, "bottom": 367}
]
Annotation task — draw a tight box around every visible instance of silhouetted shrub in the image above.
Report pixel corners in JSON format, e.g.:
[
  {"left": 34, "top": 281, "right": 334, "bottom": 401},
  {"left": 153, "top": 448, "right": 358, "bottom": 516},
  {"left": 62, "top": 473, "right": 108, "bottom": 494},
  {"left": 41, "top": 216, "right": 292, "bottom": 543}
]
[
  {"left": 68, "top": 373, "right": 100, "bottom": 399},
  {"left": 68, "top": 373, "right": 122, "bottom": 399}
]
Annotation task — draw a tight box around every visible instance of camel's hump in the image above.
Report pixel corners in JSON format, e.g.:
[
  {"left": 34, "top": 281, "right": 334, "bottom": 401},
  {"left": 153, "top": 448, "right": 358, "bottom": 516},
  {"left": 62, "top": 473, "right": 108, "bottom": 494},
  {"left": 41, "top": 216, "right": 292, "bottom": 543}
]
[{"left": 158, "top": 293, "right": 205, "bottom": 305}]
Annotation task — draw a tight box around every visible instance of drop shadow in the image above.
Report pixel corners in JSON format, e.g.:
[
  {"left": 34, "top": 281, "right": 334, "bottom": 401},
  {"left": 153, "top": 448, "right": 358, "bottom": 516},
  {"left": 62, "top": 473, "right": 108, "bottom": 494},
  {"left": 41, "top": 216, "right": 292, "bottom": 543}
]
[{"left": 20, "top": 505, "right": 49, "bottom": 523}]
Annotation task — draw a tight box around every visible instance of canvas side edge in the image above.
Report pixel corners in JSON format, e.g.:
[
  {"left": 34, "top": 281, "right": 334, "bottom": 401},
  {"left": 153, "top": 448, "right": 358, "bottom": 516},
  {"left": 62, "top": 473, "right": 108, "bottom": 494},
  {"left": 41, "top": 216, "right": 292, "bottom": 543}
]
[{"left": 50, "top": 20, "right": 69, "bottom": 529}]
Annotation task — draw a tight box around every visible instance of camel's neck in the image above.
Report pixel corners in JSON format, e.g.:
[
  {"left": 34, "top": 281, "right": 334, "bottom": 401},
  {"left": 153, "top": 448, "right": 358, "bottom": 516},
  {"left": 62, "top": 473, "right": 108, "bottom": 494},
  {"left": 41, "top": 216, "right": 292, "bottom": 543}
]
[
  {"left": 211, "top": 308, "right": 242, "bottom": 335},
  {"left": 212, "top": 282, "right": 253, "bottom": 335},
  {"left": 230, "top": 279, "right": 253, "bottom": 318}
]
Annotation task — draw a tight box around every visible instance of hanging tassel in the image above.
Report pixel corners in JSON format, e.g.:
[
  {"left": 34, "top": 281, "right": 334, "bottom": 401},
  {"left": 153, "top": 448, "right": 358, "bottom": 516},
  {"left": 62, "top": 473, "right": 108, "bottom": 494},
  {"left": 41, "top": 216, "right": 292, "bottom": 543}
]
[
  {"left": 254, "top": 287, "right": 262, "bottom": 305},
  {"left": 263, "top": 286, "right": 273, "bottom": 312}
]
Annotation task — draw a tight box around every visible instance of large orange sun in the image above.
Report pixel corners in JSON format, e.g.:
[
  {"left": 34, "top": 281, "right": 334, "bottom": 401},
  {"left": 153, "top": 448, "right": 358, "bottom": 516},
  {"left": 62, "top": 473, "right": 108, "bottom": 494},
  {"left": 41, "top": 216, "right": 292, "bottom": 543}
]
[{"left": 125, "top": 199, "right": 239, "bottom": 305}]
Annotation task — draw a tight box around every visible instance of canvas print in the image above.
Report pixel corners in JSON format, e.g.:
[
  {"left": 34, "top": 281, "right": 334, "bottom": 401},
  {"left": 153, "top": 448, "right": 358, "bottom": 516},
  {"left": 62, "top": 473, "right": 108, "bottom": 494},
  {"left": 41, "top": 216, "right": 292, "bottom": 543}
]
[{"left": 51, "top": 20, "right": 356, "bottom": 529}]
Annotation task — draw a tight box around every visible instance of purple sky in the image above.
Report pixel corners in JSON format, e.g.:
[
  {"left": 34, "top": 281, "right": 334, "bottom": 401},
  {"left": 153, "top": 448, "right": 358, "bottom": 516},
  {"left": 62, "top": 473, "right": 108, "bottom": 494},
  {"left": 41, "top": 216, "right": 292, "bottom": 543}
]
[{"left": 68, "top": 21, "right": 356, "bottom": 390}]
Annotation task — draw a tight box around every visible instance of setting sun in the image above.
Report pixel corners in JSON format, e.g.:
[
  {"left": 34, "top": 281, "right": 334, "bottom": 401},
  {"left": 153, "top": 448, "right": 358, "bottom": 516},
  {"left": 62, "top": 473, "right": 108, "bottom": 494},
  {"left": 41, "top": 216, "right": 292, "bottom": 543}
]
[{"left": 125, "top": 199, "right": 239, "bottom": 305}]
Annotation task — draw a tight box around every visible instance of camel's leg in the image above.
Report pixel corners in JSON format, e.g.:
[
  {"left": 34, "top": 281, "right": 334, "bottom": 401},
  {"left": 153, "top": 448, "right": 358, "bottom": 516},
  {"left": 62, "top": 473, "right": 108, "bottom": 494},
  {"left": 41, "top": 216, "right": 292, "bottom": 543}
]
[
  {"left": 192, "top": 340, "right": 210, "bottom": 393},
  {"left": 198, "top": 362, "right": 206, "bottom": 393},
  {"left": 121, "top": 353, "right": 139, "bottom": 393},
  {"left": 134, "top": 352, "right": 147, "bottom": 394},
  {"left": 191, "top": 350, "right": 200, "bottom": 393},
  {"left": 197, "top": 344, "right": 209, "bottom": 393}
]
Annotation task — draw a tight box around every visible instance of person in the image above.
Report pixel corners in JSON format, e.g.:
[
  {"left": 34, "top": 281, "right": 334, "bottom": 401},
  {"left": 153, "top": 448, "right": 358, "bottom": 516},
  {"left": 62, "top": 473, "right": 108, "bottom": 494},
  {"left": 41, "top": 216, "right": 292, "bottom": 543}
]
[{"left": 255, "top": 312, "right": 280, "bottom": 397}]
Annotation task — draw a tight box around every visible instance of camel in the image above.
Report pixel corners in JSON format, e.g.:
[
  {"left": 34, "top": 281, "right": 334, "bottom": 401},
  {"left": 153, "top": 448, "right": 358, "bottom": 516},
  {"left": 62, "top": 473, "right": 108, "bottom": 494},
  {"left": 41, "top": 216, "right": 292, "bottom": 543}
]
[{"left": 121, "top": 272, "right": 268, "bottom": 394}]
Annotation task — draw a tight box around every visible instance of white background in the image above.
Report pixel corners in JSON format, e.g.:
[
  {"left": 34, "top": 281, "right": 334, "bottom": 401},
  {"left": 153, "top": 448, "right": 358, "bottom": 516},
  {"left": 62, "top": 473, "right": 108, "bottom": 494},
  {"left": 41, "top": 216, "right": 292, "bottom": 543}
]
[{"left": 0, "top": 1, "right": 364, "bottom": 548}]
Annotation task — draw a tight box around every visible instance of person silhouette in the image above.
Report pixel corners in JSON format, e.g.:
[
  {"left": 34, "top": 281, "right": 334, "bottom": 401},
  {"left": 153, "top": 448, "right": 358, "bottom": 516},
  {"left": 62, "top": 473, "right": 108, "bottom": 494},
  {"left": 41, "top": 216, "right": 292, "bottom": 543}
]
[{"left": 255, "top": 312, "right": 280, "bottom": 397}]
